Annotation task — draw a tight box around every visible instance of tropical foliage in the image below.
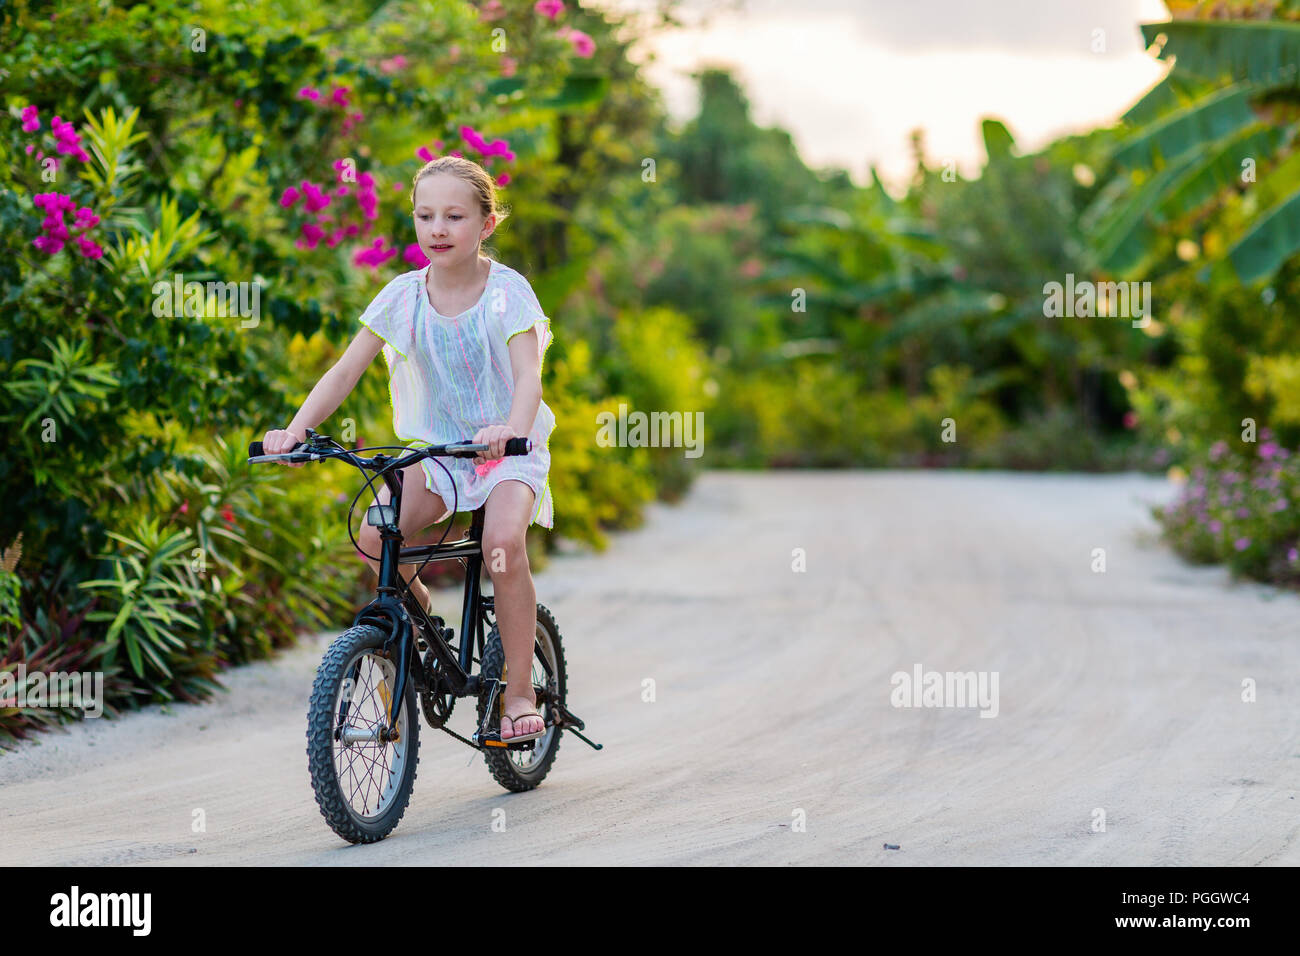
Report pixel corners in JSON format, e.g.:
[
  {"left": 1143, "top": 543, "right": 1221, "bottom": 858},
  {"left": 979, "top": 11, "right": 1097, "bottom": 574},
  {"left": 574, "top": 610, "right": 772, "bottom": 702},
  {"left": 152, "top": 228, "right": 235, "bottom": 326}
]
[{"left": 3, "top": 0, "right": 1300, "bottom": 745}]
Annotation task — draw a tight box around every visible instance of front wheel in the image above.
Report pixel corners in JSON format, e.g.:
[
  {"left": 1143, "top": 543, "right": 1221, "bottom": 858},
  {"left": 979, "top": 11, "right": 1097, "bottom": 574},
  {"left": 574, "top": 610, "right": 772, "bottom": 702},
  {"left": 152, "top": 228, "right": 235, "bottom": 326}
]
[
  {"left": 306, "top": 624, "right": 420, "bottom": 843},
  {"left": 477, "top": 603, "right": 567, "bottom": 792}
]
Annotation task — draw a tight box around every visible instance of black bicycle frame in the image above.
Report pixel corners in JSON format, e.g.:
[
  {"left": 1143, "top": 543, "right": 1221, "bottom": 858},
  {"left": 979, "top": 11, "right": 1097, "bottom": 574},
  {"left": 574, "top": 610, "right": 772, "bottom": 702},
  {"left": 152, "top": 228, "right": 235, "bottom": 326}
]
[{"left": 349, "top": 457, "right": 492, "bottom": 732}]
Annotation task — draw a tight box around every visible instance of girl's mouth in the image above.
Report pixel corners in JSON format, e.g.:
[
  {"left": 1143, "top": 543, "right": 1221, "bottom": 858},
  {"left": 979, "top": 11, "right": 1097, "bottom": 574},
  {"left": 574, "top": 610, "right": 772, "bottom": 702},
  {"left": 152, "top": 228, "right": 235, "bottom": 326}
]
[{"left": 430, "top": 244, "right": 453, "bottom": 253}]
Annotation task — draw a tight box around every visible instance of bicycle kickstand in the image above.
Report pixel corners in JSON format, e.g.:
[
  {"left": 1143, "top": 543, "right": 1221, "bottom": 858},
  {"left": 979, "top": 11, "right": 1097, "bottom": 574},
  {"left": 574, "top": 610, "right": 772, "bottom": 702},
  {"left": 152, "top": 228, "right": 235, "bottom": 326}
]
[{"left": 551, "top": 699, "right": 603, "bottom": 751}]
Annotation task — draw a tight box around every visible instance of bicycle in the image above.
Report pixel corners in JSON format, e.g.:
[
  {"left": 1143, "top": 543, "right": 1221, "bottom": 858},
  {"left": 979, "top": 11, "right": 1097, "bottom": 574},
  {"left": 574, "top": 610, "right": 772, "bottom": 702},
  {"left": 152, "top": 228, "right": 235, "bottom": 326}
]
[{"left": 247, "top": 427, "right": 601, "bottom": 844}]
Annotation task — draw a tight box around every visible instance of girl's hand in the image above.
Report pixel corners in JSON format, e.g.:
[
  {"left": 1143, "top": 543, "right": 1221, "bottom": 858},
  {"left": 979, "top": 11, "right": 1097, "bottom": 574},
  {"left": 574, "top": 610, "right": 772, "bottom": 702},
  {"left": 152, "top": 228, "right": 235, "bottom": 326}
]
[
  {"left": 263, "top": 427, "right": 307, "bottom": 467},
  {"left": 472, "top": 424, "right": 518, "bottom": 466}
]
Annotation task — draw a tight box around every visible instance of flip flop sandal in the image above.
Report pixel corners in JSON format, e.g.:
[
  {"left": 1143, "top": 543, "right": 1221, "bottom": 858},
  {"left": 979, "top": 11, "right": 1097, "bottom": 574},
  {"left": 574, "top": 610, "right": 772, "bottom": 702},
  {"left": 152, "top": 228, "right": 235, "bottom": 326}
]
[{"left": 501, "top": 709, "right": 547, "bottom": 743}]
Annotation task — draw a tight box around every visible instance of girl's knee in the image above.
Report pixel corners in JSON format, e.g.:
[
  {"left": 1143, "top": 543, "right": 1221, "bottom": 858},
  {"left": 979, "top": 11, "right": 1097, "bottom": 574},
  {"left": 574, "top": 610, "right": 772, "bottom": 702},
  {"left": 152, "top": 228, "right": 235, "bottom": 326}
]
[
  {"left": 482, "top": 531, "right": 527, "bottom": 574},
  {"left": 357, "top": 524, "right": 382, "bottom": 560}
]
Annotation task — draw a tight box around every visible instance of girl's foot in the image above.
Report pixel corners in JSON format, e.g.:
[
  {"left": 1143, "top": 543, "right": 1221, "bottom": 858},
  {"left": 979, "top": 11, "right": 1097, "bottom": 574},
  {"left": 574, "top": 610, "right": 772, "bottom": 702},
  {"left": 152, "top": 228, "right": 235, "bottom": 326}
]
[{"left": 501, "top": 694, "right": 544, "bottom": 739}]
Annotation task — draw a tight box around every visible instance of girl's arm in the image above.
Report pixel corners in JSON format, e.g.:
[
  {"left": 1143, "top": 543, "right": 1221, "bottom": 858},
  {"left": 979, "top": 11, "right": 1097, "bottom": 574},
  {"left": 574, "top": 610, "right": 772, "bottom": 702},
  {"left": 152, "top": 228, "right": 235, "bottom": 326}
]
[{"left": 262, "top": 328, "right": 385, "bottom": 464}]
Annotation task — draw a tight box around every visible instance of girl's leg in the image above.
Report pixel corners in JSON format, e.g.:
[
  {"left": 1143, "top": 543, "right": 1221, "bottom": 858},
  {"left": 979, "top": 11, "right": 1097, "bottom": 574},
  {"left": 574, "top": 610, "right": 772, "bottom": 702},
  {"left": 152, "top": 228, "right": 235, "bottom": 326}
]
[
  {"left": 481, "top": 478, "right": 541, "bottom": 738},
  {"left": 356, "top": 461, "right": 449, "bottom": 613}
]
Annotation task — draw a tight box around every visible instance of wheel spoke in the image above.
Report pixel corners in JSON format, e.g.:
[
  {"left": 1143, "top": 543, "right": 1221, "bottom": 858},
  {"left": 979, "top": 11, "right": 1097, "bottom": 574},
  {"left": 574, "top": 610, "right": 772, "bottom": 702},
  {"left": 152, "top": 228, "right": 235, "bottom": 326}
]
[{"left": 331, "top": 650, "right": 407, "bottom": 820}]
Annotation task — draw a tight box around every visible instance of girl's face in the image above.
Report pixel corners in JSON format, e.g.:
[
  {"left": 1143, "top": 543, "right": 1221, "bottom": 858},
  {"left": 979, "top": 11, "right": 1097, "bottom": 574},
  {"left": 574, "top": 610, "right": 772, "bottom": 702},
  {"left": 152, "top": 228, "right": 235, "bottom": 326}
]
[{"left": 412, "top": 173, "right": 496, "bottom": 271}]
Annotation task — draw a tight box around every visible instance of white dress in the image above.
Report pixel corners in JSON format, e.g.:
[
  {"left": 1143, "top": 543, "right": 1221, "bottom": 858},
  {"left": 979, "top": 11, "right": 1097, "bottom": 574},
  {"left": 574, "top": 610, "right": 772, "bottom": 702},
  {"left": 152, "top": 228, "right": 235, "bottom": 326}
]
[{"left": 358, "top": 257, "right": 555, "bottom": 528}]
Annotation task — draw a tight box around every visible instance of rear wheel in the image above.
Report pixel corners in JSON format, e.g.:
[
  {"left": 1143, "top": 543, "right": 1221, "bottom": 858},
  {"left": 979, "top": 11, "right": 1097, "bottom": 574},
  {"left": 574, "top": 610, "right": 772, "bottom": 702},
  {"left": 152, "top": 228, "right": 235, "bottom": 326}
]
[
  {"left": 477, "top": 603, "right": 566, "bottom": 792},
  {"left": 306, "top": 625, "right": 420, "bottom": 843}
]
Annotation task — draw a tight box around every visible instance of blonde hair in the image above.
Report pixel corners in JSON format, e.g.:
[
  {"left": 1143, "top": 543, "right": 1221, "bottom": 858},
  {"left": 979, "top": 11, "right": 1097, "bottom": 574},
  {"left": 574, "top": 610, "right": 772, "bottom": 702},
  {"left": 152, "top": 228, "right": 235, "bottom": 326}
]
[{"left": 409, "top": 156, "right": 510, "bottom": 253}]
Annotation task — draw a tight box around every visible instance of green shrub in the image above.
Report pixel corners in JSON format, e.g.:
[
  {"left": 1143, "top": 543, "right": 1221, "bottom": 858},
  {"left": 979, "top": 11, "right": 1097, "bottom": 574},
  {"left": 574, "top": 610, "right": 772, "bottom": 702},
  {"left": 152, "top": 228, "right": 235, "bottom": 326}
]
[{"left": 1154, "top": 431, "right": 1300, "bottom": 586}]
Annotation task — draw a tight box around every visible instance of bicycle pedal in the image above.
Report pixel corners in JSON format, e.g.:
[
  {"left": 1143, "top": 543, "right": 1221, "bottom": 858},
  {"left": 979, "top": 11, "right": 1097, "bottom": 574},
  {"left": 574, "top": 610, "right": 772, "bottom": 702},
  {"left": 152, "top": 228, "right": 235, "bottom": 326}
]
[{"left": 473, "top": 732, "right": 535, "bottom": 752}]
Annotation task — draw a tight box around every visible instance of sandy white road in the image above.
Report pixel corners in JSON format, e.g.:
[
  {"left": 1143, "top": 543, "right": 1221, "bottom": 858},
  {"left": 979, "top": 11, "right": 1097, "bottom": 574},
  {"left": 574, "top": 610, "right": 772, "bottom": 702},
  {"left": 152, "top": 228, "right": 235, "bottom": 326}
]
[{"left": 1, "top": 470, "right": 1296, "bottom": 865}]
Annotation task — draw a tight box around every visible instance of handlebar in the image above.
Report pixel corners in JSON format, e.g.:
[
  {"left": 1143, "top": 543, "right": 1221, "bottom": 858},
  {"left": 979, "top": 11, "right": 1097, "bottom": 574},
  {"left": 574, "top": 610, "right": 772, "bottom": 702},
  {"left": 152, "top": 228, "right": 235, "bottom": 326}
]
[{"left": 247, "top": 429, "right": 531, "bottom": 469}]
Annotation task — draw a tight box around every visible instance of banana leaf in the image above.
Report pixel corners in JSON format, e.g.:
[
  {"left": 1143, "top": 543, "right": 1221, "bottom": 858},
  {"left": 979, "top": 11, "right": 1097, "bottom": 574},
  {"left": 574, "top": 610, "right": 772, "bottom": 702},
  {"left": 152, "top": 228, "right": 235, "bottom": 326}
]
[{"left": 1140, "top": 19, "right": 1300, "bottom": 88}]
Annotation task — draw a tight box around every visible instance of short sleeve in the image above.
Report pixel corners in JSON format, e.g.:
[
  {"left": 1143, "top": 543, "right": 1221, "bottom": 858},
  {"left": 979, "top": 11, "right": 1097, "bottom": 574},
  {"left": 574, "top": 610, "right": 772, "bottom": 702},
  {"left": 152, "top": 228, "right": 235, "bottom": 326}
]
[
  {"left": 492, "top": 273, "right": 553, "bottom": 372},
  {"left": 358, "top": 275, "right": 416, "bottom": 360}
]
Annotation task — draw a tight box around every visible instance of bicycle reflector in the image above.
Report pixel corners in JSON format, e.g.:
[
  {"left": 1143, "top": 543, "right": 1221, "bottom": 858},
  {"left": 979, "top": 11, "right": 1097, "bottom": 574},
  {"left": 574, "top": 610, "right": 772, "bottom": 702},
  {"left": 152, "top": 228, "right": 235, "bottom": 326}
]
[{"left": 366, "top": 503, "right": 397, "bottom": 527}]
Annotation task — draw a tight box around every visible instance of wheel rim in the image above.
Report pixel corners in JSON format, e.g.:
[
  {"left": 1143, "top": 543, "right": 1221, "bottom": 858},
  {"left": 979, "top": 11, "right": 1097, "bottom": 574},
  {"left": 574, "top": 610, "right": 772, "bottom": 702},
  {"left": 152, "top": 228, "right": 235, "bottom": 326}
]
[
  {"left": 332, "top": 649, "right": 409, "bottom": 822},
  {"left": 506, "top": 620, "right": 558, "bottom": 774}
]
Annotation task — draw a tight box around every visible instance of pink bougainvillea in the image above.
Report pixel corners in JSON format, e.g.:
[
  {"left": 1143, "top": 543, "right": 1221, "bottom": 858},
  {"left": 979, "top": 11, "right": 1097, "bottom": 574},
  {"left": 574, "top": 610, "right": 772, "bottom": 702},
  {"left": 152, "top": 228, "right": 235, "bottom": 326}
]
[
  {"left": 284, "top": 160, "right": 380, "bottom": 254},
  {"left": 20, "top": 107, "right": 102, "bottom": 259},
  {"left": 298, "top": 84, "right": 365, "bottom": 136},
  {"left": 558, "top": 27, "right": 596, "bottom": 57},
  {"left": 411, "top": 127, "right": 518, "bottom": 191},
  {"left": 31, "top": 191, "right": 102, "bottom": 258},
  {"left": 50, "top": 115, "right": 91, "bottom": 161},
  {"left": 535, "top": 0, "right": 564, "bottom": 20},
  {"left": 480, "top": 0, "right": 507, "bottom": 22},
  {"left": 403, "top": 242, "right": 430, "bottom": 268},
  {"left": 353, "top": 236, "right": 398, "bottom": 268}
]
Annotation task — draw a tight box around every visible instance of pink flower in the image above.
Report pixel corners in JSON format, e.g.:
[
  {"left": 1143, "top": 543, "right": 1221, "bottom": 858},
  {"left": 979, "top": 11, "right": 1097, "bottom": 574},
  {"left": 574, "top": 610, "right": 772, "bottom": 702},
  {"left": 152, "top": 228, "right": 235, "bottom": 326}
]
[
  {"left": 496, "top": 173, "right": 511, "bottom": 186},
  {"left": 180, "top": 501, "right": 189, "bottom": 514},
  {"left": 416, "top": 145, "right": 436, "bottom": 162},
  {"left": 481, "top": 0, "right": 507, "bottom": 21},
  {"left": 433, "top": 140, "right": 445, "bottom": 150},
  {"left": 74, "top": 235, "right": 103, "bottom": 258},
  {"left": 20, "top": 104, "right": 40, "bottom": 132},
  {"left": 1122, "top": 411, "right": 1138, "bottom": 429},
  {"left": 298, "top": 222, "right": 325, "bottom": 249},
  {"left": 404, "top": 242, "right": 430, "bottom": 268},
  {"left": 72, "top": 206, "right": 99, "bottom": 230},
  {"left": 301, "top": 182, "right": 331, "bottom": 212},
  {"left": 535, "top": 0, "right": 564, "bottom": 20},
  {"left": 279, "top": 185, "right": 301, "bottom": 208},
  {"left": 460, "top": 125, "right": 489, "bottom": 153},
  {"left": 480, "top": 137, "right": 513, "bottom": 160},
  {"left": 1233, "top": 537, "right": 1251, "bottom": 551},
  {"left": 330, "top": 85, "right": 351, "bottom": 108},
  {"left": 298, "top": 87, "right": 321, "bottom": 100},
  {"left": 354, "top": 237, "right": 399, "bottom": 268},
  {"left": 379, "top": 54, "right": 408, "bottom": 74},
  {"left": 501, "top": 56, "right": 517, "bottom": 77},
  {"left": 563, "top": 28, "right": 595, "bottom": 57},
  {"left": 32, "top": 235, "right": 64, "bottom": 254}
]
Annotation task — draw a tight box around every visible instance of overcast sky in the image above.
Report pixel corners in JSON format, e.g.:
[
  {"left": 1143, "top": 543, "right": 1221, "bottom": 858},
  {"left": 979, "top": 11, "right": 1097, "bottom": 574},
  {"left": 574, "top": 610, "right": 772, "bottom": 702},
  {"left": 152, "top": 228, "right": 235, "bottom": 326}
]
[{"left": 590, "top": 0, "right": 1173, "bottom": 190}]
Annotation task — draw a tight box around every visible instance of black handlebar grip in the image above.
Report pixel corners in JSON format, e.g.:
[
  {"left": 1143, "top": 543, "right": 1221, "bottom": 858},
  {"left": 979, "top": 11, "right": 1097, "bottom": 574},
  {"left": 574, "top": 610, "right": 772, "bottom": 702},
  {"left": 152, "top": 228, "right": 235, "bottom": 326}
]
[
  {"left": 505, "top": 437, "right": 532, "bottom": 456},
  {"left": 249, "top": 441, "right": 264, "bottom": 457}
]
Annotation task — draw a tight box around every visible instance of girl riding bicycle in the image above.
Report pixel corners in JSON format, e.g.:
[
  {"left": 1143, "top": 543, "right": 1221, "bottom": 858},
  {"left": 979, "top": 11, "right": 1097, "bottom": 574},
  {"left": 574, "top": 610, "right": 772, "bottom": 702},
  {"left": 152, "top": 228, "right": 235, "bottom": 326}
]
[{"left": 261, "top": 156, "right": 555, "bottom": 743}]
